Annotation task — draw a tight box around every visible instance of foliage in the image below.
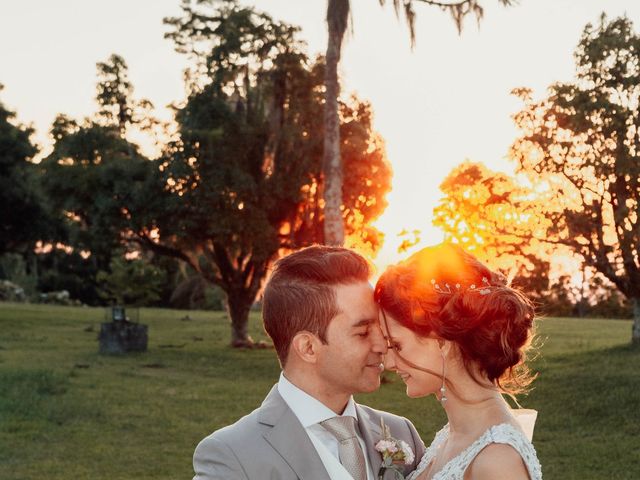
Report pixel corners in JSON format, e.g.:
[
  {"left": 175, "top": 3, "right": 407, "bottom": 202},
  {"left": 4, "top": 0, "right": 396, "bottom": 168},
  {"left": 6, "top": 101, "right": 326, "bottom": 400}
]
[
  {"left": 378, "top": 0, "right": 517, "bottom": 45},
  {"left": 96, "top": 255, "right": 167, "bottom": 307},
  {"left": 36, "top": 249, "right": 101, "bottom": 305},
  {"left": 0, "top": 253, "right": 38, "bottom": 299},
  {"left": 37, "top": 290, "right": 80, "bottom": 306},
  {"left": 0, "top": 86, "right": 52, "bottom": 255},
  {"left": 168, "top": 274, "right": 226, "bottom": 311},
  {"left": 40, "top": 120, "right": 155, "bottom": 268},
  {"left": 434, "top": 161, "right": 551, "bottom": 301},
  {"left": 322, "top": 0, "right": 517, "bottom": 245},
  {"left": 39, "top": 55, "right": 158, "bottom": 274},
  {"left": 511, "top": 15, "right": 640, "bottom": 341},
  {"left": 95, "top": 54, "right": 155, "bottom": 135},
  {"left": 546, "top": 271, "right": 633, "bottom": 319},
  {"left": 152, "top": 0, "right": 391, "bottom": 345},
  {"left": 1, "top": 302, "right": 638, "bottom": 479},
  {"left": 0, "top": 280, "right": 26, "bottom": 302}
]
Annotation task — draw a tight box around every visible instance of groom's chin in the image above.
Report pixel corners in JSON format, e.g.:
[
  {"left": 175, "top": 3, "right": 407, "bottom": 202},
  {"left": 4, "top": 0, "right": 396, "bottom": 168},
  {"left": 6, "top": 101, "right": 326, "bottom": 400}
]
[{"left": 360, "top": 375, "right": 382, "bottom": 393}]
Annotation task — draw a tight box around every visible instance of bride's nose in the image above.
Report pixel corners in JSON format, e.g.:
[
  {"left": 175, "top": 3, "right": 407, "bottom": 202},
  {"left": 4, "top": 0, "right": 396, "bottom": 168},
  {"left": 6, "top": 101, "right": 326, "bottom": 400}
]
[{"left": 383, "top": 349, "right": 397, "bottom": 371}]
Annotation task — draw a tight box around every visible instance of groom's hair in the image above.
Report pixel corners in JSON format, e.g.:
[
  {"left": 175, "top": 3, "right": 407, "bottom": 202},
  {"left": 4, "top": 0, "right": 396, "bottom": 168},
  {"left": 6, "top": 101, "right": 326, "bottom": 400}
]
[{"left": 262, "top": 245, "right": 372, "bottom": 367}]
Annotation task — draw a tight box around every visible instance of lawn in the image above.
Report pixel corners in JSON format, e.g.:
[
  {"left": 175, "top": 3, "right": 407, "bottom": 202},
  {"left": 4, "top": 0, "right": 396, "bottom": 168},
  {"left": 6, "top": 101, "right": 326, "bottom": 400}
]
[{"left": 0, "top": 302, "right": 638, "bottom": 479}]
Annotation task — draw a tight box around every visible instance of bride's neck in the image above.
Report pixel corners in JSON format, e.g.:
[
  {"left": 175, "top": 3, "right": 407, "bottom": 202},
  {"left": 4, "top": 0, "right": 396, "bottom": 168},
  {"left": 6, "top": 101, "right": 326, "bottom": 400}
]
[{"left": 441, "top": 379, "right": 512, "bottom": 436}]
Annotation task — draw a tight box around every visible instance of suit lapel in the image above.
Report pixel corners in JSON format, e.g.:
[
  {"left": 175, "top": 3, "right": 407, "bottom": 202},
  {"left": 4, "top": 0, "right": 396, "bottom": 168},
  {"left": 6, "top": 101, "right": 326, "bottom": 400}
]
[
  {"left": 259, "top": 386, "right": 331, "bottom": 480},
  {"left": 355, "top": 404, "right": 383, "bottom": 477}
]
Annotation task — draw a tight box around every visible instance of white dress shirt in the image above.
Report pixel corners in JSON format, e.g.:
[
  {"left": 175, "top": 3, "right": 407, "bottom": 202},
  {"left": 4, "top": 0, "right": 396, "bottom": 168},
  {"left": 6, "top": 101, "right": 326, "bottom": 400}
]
[{"left": 277, "top": 373, "right": 374, "bottom": 480}]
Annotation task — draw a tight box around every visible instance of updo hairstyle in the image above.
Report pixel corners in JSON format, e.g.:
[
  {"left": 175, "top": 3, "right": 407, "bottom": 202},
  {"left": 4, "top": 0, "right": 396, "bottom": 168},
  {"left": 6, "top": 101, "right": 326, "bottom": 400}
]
[{"left": 374, "top": 243, "right": 537, "bottom": 395}]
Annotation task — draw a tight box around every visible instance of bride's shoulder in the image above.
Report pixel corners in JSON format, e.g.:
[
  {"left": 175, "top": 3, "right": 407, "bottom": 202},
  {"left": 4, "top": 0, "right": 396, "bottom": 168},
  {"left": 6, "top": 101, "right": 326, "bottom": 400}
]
[
  {"left": 465, "top": 423, "right": 541, "bottom": 480},
  {"left": 466, "top": 442, "right": 531, "bottom": 480}
]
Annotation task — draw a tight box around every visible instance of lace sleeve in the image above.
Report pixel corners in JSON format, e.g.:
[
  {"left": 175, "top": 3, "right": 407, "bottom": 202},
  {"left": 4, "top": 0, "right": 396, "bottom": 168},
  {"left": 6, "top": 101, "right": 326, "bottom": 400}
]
[{"left": 489, "top": 425, "right": 542, "bottom": 480}]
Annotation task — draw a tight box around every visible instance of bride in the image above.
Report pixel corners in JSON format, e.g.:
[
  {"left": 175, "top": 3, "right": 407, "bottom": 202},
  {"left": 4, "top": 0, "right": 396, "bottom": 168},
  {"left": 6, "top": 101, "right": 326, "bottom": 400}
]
[{"left": 374, "top": 243, "right": 542, "bottom": 480}]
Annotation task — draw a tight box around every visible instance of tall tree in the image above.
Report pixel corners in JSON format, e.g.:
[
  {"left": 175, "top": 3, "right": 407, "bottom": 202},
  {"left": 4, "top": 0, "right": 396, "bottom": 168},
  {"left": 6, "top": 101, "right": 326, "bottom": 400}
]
[
  {"left": 95, "top": 54, "right": 136, "bottom": 134},
  {"left": 0, "top": 85, "right": 52, "bottom": 256},
  {"left": 158, "top": 0, "right": 392, "bottom": 346},
  {"left": 39, "top": 56, "right": 156, "bottom": 287},
  {"left": 511, "top": 15, "right": 640, "bottom": 343},
  {"left": 434, "top": 161, "right": 551, "bottom": 302},
  {"left": 323, "top": 0, "right": 515, "bottom": 245}
]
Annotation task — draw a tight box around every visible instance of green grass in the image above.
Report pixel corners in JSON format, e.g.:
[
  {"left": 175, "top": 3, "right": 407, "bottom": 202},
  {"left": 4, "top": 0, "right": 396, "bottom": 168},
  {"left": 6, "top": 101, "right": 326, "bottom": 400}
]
[{"left": 0, "top": 303, "right": 637, "bottom": 479}]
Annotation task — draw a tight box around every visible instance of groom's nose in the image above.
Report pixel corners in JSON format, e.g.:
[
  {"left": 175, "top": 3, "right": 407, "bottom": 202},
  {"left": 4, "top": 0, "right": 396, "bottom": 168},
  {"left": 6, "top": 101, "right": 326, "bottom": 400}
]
[{"left": 369, "top": 323, "right": 388, "bottom": 354}]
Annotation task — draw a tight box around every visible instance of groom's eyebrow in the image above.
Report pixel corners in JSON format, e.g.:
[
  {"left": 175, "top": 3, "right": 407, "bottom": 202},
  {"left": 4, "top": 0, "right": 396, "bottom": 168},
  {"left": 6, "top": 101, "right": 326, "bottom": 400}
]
[{"left": 351, "top": 318, "right": 375, "bottom": 328}]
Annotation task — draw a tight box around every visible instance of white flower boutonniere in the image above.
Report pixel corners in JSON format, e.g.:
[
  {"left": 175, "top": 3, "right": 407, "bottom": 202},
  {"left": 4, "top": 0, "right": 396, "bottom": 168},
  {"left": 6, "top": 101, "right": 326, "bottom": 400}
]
[{"left": 375, "top": 419, "right": 415, "bottom": 480}]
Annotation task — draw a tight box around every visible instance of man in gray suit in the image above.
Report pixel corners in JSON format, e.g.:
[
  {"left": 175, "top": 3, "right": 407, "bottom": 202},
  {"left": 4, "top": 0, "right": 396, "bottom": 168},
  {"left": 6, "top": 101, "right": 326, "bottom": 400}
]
[{"left": 193, "top": 246, "right": 426, "bottom": 479}]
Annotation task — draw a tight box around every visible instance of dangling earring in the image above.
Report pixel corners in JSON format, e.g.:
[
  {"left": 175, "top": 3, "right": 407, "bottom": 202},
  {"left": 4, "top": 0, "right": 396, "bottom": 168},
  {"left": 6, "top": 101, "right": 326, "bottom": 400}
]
[{"left": 439, "top": 347, "right": 447, "bottom": 405}]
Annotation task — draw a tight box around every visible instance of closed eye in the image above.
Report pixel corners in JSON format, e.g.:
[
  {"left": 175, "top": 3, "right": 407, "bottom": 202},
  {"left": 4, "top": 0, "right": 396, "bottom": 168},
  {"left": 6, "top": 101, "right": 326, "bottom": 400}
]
[{"left": 383, "top": 336, "right": 401, "bottom": 351}]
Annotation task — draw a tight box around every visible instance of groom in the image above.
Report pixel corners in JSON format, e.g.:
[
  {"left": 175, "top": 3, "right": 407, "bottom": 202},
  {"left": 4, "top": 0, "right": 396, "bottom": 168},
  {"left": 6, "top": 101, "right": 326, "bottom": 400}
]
[{"left": 193, "top": 246, "right": 425, "bottom": 479}]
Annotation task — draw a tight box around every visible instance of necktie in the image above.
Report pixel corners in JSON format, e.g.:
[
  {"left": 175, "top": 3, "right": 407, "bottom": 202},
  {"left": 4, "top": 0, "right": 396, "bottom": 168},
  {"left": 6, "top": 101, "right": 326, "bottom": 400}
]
[{"left": 320, "top": 416, "right": 368, "bottom": 480}]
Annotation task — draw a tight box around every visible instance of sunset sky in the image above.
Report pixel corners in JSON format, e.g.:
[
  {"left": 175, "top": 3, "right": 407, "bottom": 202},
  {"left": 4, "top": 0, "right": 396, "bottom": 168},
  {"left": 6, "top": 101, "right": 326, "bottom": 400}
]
[{"left": 2, "top": 0, "right": 639, "bottom": 270}]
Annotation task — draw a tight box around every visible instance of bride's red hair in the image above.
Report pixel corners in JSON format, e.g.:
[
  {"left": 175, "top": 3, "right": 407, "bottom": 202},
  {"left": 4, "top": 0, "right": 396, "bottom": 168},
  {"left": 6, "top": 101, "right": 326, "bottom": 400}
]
[{"left": 374, "top": 243, "right": 537, "bottom": 395}]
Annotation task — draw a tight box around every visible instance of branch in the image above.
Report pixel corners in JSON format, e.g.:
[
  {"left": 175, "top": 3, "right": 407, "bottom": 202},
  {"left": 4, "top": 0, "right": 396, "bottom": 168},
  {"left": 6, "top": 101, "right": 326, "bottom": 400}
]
[
  {"left": 134, "top": 232, "right": 199, "bottom": 273},
  {"left": 212, "top": 241, "right": 236, "bottom": 287},
  {"left": 412, "top": 0, "right": 472, "bottom": 6},
  {"left": 560, "top": 163, "right": 588, "bottom": 206},
  {"left": 198, "top": 244, "right": 227, "bottom": 290}
]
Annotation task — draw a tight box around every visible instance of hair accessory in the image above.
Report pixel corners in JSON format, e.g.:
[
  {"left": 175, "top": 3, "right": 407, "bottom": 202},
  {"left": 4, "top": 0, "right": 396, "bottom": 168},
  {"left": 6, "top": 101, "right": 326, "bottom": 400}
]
[
  {"left": 431, "top": 276, "right": 496, "bottom": 296},
  {"left": 478, "top": 277, "right": 492, "bottom": 295},
  {"left": 433, "top": 282, "right": 453, "bottom": 295}
]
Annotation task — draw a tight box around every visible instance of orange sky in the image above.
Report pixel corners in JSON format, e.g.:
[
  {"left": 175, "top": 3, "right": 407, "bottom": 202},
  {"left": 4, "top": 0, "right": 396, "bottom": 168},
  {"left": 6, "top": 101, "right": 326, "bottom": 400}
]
[{"left": 2, "top": 0, "right": 639, "bottom": 271}]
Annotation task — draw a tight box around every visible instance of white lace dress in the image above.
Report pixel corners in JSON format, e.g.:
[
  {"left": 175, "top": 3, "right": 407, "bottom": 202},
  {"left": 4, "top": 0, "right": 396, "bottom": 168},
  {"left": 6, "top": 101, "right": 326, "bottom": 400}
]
[{"left": 406, "top": 423, "right": 542, "bottom": 480}]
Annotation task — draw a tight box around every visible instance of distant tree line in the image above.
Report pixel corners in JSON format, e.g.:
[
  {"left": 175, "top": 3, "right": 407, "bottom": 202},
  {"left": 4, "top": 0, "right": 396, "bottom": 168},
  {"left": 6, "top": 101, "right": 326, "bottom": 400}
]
[
  {"left": 2, "top": 4, "right": 638, "bottom": 345},
  {"left": 435, "top": 15, "right": 640, "bottom": 343},
  {"left": 0, "top": 1, "right": 391, "bottom": 347}
]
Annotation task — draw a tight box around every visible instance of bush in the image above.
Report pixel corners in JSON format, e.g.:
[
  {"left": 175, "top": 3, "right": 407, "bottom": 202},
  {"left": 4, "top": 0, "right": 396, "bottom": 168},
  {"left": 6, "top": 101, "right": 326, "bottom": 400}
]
[
  {"left": 0, "top": 253, "right": 37, "bottom": 299},
  {"left": 38, "top": 290, "right": 81, "bottom": 306},
  {"left": 169, "top": 275, "right": 226, "bottom": 311},
  {"left": 0, "top": 280, "right": 26, "bottom": 302},
  {"left": 97, "top": 255, "right": 167, "bottom": 307}
]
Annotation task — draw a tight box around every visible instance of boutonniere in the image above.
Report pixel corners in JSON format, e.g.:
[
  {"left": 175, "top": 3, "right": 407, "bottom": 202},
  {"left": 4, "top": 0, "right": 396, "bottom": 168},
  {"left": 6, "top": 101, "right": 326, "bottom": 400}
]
[{"left": 375, "top": 418, "right": 415, "bottom": 480}]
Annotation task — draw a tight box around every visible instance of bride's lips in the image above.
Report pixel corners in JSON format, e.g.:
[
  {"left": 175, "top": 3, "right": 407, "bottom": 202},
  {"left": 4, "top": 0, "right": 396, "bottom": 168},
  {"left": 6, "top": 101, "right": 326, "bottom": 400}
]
[{"left": 397, "top": 371, "right": 411, "bottom": 381}]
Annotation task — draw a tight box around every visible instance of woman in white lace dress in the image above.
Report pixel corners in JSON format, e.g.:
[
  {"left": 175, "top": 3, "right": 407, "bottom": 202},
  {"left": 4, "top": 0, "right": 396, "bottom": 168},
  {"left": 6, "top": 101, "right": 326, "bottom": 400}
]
[{"left": 374, "top": 243, "right": 542, "bottom": 480}]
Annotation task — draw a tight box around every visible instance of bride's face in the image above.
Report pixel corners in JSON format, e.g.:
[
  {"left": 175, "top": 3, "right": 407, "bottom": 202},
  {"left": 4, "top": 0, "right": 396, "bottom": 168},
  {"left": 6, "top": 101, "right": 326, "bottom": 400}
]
[{"left": 380, "top": 312, "right": 444, "bottom": 398}]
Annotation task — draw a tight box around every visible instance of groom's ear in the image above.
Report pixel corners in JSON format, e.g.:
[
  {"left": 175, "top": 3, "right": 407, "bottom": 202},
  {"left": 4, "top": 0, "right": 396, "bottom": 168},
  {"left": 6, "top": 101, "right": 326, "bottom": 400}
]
[{"left": 290, "top": 331, "right": 320, "bottom": 364}]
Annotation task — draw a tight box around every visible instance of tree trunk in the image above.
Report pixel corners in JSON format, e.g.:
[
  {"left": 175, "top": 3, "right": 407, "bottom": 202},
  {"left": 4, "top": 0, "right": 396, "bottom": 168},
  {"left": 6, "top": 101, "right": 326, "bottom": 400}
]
[
  {"left": 226, "top": 291, "right": 254, "bottom": 348},
  {"left": 632, "top": 297, "right": 640, "bottom": 345},
  {"left": 323, "top": 1, "right": 347, "bottom": 246}
]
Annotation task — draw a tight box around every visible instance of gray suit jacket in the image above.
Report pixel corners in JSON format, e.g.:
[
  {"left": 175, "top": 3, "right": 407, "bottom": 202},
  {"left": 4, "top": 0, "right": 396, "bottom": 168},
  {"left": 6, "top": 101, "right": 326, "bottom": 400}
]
[{"left": 193, "top": 385, "right": 426, "bottom": 479}]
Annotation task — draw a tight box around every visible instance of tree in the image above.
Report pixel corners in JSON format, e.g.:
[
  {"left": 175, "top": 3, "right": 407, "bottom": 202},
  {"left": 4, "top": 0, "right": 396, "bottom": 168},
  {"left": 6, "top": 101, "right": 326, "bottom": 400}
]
[
  {"left": 152, "top": 0, "right": 391, "bottom": 346},
  {"left": 40, "top": 120, "right": 154, "bottom": 272},
  {"left": 0, "top": 85, "right": 52, "bottom": 255},
  {"left": 511, "top": 15, "right": 640, "bottom": 343},
  {"left": 39, "top": 55, "right": 158, "bottom": 301},
  {"left": 323, "top": 0, "right": 515, "bottom": 245},
  {"left": 95, "top": 54, "right": 155, "bottom": 137},
  {"left": 434, "top": 161, "right": 551, "bottom": 302},
  {"left": 97, "top": 254, "right": 167, "bottom": 307}
]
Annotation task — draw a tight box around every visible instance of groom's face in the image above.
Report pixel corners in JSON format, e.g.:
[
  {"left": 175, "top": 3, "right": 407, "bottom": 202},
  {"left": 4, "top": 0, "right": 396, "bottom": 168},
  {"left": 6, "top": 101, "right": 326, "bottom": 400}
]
[{"left": 315, "top": 281, "right": 387, "bottom": 396}]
